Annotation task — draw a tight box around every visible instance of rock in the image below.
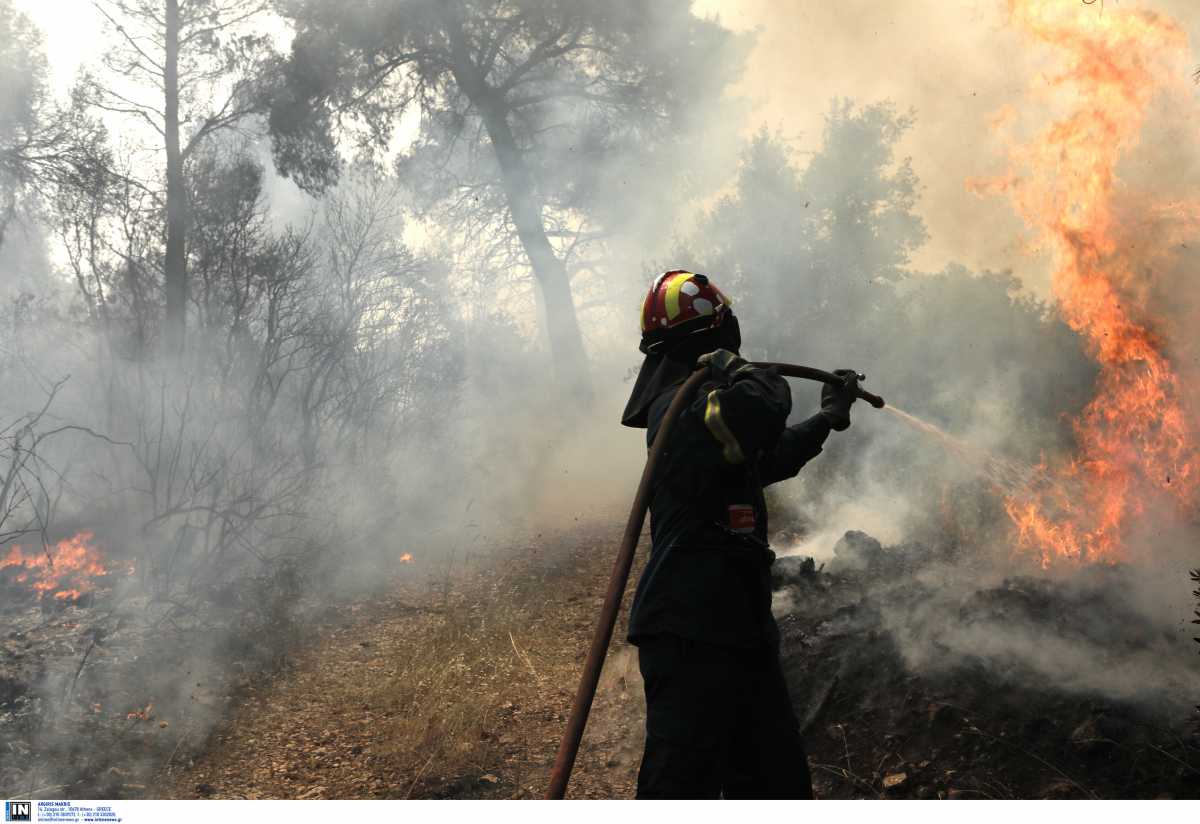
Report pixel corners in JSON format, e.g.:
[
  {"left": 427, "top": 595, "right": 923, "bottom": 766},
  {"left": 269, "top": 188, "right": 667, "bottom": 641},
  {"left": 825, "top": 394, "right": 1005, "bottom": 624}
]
[
  {"left": 829, "top": 531, "right": 884, "bottom": 572},
  {"left": 771, "top": 555, "right": 817, "bottom": 590}
]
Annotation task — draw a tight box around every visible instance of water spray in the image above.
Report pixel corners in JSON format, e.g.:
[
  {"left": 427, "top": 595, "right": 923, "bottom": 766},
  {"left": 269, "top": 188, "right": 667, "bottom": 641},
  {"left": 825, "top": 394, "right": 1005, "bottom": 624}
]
[
  {"left": 545, "top": 362, "right": 884, "bottom": 799},
  {"left": 882, "top": 405, "right": 1040, "bottom": 495}
]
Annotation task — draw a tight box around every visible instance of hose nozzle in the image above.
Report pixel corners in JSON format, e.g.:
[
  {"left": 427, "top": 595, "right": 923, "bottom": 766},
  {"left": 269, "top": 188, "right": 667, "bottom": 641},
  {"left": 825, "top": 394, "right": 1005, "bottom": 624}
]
[{"left": 752, "top": 362, "right": 886, "bottom": 408}]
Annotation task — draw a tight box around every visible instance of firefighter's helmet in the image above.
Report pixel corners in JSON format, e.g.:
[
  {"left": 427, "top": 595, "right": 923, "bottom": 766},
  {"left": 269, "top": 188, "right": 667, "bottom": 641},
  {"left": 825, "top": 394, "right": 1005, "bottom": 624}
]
[{"left": 638, "top": 270, "right": 734, "bottom": 354}]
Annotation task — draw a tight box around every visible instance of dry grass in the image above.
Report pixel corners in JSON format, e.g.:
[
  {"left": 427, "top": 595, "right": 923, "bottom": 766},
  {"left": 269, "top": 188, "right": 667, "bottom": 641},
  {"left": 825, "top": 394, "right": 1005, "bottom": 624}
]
[
  {"left": 366, "top": 565, "right": 542, "bottom": 796},
  {"left": 162, "top": 524, "right": 644, "bottom": 799}
]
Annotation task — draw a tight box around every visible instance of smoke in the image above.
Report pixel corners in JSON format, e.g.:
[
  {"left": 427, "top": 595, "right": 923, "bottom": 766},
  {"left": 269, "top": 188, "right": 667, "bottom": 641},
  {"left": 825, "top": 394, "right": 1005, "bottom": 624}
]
[
  {"left": 0, "top": 0, "right": 752, "bottom": 795},
  {"left": 2, "top": 0, "right": 1199, "bottom": 800},
  {"left": 881, "top": 563, "right": 1200, "bottom": 716},
  {"left": 721, "top": 42, "right": 1199, "bottom": 711},
  {"left": 695, "top": 0, "right": 1200, "bottom": 292}
]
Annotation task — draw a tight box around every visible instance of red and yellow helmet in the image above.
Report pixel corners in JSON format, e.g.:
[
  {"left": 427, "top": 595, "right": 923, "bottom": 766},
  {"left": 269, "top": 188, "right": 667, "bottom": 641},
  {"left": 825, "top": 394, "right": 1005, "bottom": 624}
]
[{"left": 639, "top": 270, "right": 734, "bottom": 353}]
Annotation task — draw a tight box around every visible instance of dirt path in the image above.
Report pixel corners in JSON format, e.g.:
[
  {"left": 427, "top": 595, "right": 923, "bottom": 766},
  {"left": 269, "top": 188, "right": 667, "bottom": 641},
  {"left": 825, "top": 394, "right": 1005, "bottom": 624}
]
[{"left": 159, "top": 523, "right": 645, "bottom": 799}]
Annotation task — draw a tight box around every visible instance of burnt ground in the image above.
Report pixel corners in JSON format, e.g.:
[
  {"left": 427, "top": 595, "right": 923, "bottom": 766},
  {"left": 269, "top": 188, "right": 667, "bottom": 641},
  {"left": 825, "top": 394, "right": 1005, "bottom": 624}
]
[
  {"left": 776, "top": 538, "right": 1200, "bottom": 799},
  {"left": 151, "top": 522, "right": 1200, "bottom": 800}
]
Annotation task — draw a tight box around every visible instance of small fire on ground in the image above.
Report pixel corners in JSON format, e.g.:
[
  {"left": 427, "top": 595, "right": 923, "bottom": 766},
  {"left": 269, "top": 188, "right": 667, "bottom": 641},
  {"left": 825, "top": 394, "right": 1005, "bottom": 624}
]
[{"left": 0, "top": 531, "right": 130, "bottom": 602}]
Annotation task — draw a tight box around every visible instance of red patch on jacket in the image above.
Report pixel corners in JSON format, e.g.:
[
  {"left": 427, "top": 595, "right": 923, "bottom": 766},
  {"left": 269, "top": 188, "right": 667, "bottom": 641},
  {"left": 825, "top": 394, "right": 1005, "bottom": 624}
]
[{"left": 728, "top": 504, "right": 756, "bottom": 534}]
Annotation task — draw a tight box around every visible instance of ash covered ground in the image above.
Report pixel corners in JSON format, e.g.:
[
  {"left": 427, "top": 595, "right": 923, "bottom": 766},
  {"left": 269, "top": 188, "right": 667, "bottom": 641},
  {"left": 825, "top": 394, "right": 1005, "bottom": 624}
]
[
  {"left": 1, "top": 542, "right": 315, "bottom": 798},
  {"left": 773, "top": 528, "right": 1200, "bottom": 800}
]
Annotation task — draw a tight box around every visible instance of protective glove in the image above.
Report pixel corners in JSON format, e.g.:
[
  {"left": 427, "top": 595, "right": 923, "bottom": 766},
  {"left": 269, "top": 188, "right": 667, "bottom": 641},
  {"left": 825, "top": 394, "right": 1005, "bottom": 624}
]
[
  {"left": 697, "top": 349, "right": 752, "bottom": 384},
  {"left": 820, "top": 369, "right": 860, "bottom": 431}
]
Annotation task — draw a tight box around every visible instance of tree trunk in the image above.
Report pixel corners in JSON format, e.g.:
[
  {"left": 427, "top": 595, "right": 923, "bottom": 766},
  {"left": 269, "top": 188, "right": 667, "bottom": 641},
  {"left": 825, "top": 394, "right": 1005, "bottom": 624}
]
[
  {"left": 479, "top": 103, "right": 592, "bottom": 402},
  {"left": 442, "top": 11, "right": 592, "bottom": 402},
  {"left": 163, "top": 0, "right": 187, "bottom": 354},
  {"left": 0, "top": 192, "right": 16, "bottom": 252}
]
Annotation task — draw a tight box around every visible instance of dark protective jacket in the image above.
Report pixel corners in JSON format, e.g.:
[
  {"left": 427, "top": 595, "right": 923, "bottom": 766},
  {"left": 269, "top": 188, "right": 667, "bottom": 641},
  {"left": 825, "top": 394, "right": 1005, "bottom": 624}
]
[{"left": 627, "top": 365, "right": 830, "bottom": 650}]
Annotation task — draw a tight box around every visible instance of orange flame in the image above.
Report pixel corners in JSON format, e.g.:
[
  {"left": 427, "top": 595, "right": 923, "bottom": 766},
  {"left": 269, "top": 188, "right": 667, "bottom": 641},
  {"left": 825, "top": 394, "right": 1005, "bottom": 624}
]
[
  {"left": 126, "top": 702, "right": 154, "bottom": 721},
  {"left": 399, "top": 553, "right": 414, "bottom": 563},
  {"left": 973, "top": 1, "right": 1200, "bottom": 566},
  {"left": 1, "top": 531, "right": 122, "bottom": 601}
]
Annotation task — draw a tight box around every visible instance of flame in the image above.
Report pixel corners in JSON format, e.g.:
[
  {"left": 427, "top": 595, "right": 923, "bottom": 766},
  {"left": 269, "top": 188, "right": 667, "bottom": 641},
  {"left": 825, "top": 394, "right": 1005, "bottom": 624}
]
[
  {"left": 973, "top": 1, "right": 1200, "bottom": 566},
  {"left": 399, "top": 553, "right": 414, "bottom": 563},
  {"left": 126, "top": 702, "right": 154, "bottom": 721},
  {"left": 0, "top": 531, "right": 123, "bottom": 601}
]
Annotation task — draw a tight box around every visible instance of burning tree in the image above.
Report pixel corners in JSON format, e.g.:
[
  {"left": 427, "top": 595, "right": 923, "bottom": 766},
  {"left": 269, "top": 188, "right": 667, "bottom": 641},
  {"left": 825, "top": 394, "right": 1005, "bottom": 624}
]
[{"left": 971, "top": 0, "right": 1200, "bottom": 567}]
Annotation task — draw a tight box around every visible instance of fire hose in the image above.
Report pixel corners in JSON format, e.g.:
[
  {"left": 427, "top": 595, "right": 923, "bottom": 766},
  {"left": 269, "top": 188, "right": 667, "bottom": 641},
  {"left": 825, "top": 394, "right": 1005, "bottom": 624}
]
[{"left": 545, "top": 363, "right": 885, "bottom": 799}]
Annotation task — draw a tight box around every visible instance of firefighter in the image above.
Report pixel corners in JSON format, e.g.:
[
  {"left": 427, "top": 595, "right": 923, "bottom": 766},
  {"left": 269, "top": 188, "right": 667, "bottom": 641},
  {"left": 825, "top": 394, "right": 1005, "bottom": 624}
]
[{"left": 620, "top": 270, "right": 859, "bottom": 800}]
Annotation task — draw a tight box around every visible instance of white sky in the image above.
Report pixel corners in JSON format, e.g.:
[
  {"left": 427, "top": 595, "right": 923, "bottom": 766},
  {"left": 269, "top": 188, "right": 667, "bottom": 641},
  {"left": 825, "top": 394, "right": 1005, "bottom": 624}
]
[{"left": 15, "top": 1, "right": 105, "bottom": 92}]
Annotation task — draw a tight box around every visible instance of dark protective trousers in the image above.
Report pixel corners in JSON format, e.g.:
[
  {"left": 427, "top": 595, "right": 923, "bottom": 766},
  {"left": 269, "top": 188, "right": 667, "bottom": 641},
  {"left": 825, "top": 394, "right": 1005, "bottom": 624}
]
[{"left": 636, "top": 634, "right": 815, "bottom": 800}]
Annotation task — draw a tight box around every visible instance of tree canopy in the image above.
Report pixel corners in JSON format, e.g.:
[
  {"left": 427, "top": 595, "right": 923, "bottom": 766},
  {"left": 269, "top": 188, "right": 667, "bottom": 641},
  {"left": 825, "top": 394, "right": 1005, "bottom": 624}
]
[{"left": 268, "top": 0, "right": 748, "bottom": 395}]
